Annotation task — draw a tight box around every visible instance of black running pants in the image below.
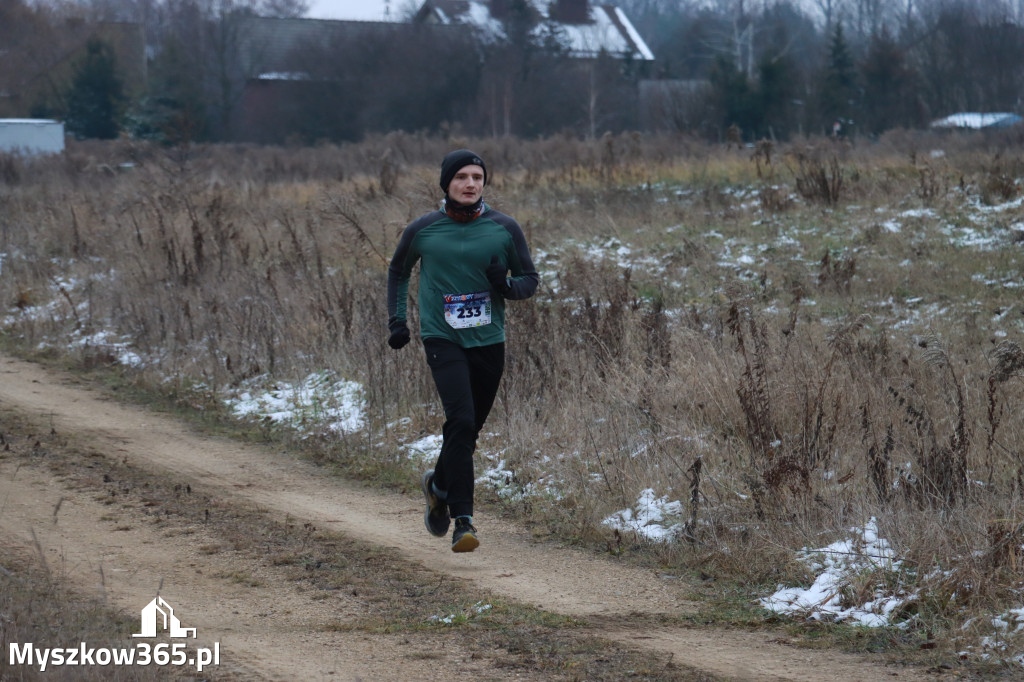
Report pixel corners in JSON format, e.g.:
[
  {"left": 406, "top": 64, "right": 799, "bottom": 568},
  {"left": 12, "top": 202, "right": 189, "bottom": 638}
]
[{"left": 423, "top": 338, "right": 505, "bottom": 519}]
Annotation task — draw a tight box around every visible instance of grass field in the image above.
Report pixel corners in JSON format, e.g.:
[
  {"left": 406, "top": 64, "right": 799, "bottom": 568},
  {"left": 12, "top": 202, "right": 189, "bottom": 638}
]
[{"left": 3, "top": 128, "right": 1024, "bottom": 667}]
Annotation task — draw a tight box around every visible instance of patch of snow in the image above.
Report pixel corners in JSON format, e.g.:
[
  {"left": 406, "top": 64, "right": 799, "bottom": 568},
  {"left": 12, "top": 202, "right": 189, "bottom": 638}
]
[
  {"left": 402, "top": 434, "right": 442, "bottom": 462},
  {"left": 760, "top": 518, "right": 915, "bottom": 627},
  {"left": 602, "top": 488, "right": 683, "bottom": 542},
  {"left": 225, "top": 372, "right": 365, "bottom": 435}
]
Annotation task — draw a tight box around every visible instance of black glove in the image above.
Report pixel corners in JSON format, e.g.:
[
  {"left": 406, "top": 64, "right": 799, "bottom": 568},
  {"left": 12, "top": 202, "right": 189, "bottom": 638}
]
[
  {"left": 486, "top": 255, "right": 511, "bottom": 296},
  {"left": 388, "top": 319, "right": 410, "bottom": 350}
]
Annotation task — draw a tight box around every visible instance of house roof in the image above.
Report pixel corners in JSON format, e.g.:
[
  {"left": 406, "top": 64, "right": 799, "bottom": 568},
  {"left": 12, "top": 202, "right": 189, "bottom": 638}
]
[
  {"left": 930, "top": 112, "right": 1023, "bottom": 130},
  {"left": 415, "top": 0, "right": 654, "bottom": 61}
]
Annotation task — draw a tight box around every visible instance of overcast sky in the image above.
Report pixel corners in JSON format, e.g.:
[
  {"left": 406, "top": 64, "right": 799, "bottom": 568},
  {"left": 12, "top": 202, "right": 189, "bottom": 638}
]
[{"left": 305, "top": 0, "right": 415, "bottom": 21}]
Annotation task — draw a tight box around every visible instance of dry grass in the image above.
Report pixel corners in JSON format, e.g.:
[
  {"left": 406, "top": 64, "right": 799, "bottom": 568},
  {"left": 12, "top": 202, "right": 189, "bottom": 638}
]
[
  {"left": 0, "top": 406, "right": 693, "bottom": 681},
  {"left": 3, "top": 129, "right": 1024, "bottom": 660},
  {"left": 0, "top": 546, "right": 173, "bottom": 681}
]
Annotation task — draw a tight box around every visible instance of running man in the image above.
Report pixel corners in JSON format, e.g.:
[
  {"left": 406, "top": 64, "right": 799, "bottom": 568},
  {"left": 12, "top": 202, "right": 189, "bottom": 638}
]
[{"left": 387, "top": 149, "right": 539, "bottom": 552}]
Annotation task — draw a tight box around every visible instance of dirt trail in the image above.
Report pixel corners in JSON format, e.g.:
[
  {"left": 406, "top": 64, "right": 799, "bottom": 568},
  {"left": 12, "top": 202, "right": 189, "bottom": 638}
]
[{"left": 0, "top": 353, "right": 935, "bottom": 681}]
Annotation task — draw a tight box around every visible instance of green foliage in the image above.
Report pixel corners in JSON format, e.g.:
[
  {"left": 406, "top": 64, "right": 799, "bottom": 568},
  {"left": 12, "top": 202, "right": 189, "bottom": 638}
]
[
  {"left": 757, "top": 53, "right": 798, "bottom": 139},
  {"left": 818, "top": 23, "right": 857, "bottom": 135},
  {"left": 129, "top": 36, "right": 209, "bottom": 144},
  {"left": 708, "top": 52, "right": 800, "bottom": 141},
  {"left": 65, "top": 39, "right": 126, "bottom": 140},
  {"left": 709, "top": 55, "right": 757, "bottom": 139},
  {"left": 860, "top": 30, "right": 920, "bottom": 135}
]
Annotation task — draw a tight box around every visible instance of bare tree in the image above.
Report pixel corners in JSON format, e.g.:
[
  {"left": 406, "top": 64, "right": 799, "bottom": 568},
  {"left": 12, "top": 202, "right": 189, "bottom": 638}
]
[
  {"left": 0, "top": 0, "right": 53, "bottom": 116},
  {"left": 850, "top": 0, "right": 889, "bottom": 40},
  {"left": 708, "top": 0, "right": 757, "bottom": 78},
  {"left": 0, "top": 0, "right": 123, "bottom": 117},
  {"left": 810, "top": 0, "right": 845, "bottom": 34}
]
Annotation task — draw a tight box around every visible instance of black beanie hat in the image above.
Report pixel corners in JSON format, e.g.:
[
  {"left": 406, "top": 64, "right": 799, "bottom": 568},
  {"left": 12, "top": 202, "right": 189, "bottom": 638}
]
[{"left": 439, "top": 149, "right": 487, "bottom": 193}]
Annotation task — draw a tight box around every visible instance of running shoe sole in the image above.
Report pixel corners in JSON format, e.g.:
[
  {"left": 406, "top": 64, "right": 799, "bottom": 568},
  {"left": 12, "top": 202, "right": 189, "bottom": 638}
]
[
  {"left": 451, "top": 530, "right": 479, "bottom": 553},
  {"left": 422, "top": 469, "right": 450, "bottom": 537}
]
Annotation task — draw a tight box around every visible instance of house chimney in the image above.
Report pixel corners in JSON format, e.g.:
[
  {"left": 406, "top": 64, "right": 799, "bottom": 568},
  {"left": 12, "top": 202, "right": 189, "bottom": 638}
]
[{"left": 552, "top": 0, "right": 589, "bottom": 24}]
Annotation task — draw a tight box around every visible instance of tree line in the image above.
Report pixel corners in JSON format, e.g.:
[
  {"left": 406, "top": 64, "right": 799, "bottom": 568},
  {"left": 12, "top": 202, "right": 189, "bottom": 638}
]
[
  {"left": 625, "top": 0, "right": 1024, "bottom": 139},
  {"left": 2, "top": 0, "right": 1023, "bottom": 144}
]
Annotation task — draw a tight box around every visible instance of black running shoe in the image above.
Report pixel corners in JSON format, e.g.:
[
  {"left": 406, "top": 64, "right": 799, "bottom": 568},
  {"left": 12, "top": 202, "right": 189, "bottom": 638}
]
[
  {"left": 451, "top": 516, "right": 479, "bottom": 553},
  {"left": 422, "top": 470, "right": 450, "bottom": 537}
]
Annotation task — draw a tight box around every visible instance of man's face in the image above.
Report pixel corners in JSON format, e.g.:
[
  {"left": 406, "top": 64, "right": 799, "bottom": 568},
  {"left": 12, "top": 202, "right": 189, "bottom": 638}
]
[{"left": 447, "top": 164, "right": 485, "bottom": 206}]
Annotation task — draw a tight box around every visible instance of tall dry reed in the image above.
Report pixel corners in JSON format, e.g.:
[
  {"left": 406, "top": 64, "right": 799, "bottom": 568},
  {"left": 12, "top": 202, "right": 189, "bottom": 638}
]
[{"left": 2, "top": 130, "right": 1024, "bottom": 646}]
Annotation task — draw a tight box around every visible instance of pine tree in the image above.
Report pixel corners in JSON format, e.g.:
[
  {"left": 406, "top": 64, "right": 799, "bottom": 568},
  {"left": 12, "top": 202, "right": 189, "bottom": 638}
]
[
  {"left": 130, "top": 35, "right": 209, "bottom": 144},
  {"left": 757, "top": 54, "right": 797, "bottom": 139},
  {"left": 860, "top": 29, "right": 919, "bottom": 135},
  {"left": 65, "top": 39, "right": 125, "bottom": 140},
  {"left": 818, "top": 23, "right": 857, "bottom": 136},
  {"left": 709, "top": 54, "right": 756, "bottom": 140}
]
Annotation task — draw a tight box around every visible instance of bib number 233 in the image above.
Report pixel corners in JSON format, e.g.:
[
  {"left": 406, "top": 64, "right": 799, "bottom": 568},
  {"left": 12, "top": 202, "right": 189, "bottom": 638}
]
[{"left": 444, "top": 291, "right": 492, "bottom": 329}]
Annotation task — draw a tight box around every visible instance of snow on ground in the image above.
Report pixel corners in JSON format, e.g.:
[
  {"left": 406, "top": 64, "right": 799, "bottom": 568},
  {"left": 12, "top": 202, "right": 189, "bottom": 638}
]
[
  {"left": 429, "top": 601, "right": 492, "bottom": 625},
  {"left": 760, "top": 518, "right": 913, "bottom": 628},
  {"left": 602, "top": 488, "right": 684, "bottom": 542},
  {"left": 71, "top": 329, "right": 146, "bottom": 367},
  {"left": 224, "top": 372, "right": 365, "bottom": 435},
  {"left": 401, "top": 434, "right": 443, "bottom": 464},
  {"left": 397, "top": 434, "right": 553, "bottom": 502},
  {"left": 969, "top": 609, "right": 1024, "bottom": 666},
  {"left": 475, "top": 454, "right": 558, "bottom": 502}
]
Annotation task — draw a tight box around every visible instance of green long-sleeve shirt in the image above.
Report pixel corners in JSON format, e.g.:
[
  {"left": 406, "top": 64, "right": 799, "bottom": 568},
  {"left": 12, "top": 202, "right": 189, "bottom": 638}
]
[{"left": 387, "top": 204, "right": 539, "bottom": 348}]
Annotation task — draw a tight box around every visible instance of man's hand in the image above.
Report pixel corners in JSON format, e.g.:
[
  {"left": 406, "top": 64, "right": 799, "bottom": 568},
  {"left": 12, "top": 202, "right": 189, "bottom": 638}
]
[
  {"left": 486, "top": 255, "right": 510, "bottom": 296},
  {"left": 388, "top": 320, "right": 410, "bottom": 350}
]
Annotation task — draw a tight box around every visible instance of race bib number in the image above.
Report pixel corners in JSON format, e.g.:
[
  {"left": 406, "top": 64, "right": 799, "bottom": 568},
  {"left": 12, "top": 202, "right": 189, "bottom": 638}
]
[{"left": 444, "top": 291, "right": 492, "bottom": 329}]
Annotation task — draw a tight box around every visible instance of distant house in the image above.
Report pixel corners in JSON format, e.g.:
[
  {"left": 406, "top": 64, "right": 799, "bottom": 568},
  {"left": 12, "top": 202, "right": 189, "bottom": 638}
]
[
  {"left": 233, "top": 16, "right": 403, "bottom": 82},
  {"left": 930, "top": 112, "right": 1023, "bottom": 130},
  {"left": 230, "top": 3, "right": 655, "bottom": 141},
  {"left": 412, "top": 0, "right": 654, "bottom": 136},
  {"left": 413, "top": 0, "right": 654, "bottom": 62},
  {"left": 232, "top": 16, "right": 425, "bottom": 142}
]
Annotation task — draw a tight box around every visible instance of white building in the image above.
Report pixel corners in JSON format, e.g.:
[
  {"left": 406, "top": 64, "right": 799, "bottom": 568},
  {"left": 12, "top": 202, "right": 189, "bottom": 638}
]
[{"left": 0, "top": 119, "right": 65, "bottom": 155}]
